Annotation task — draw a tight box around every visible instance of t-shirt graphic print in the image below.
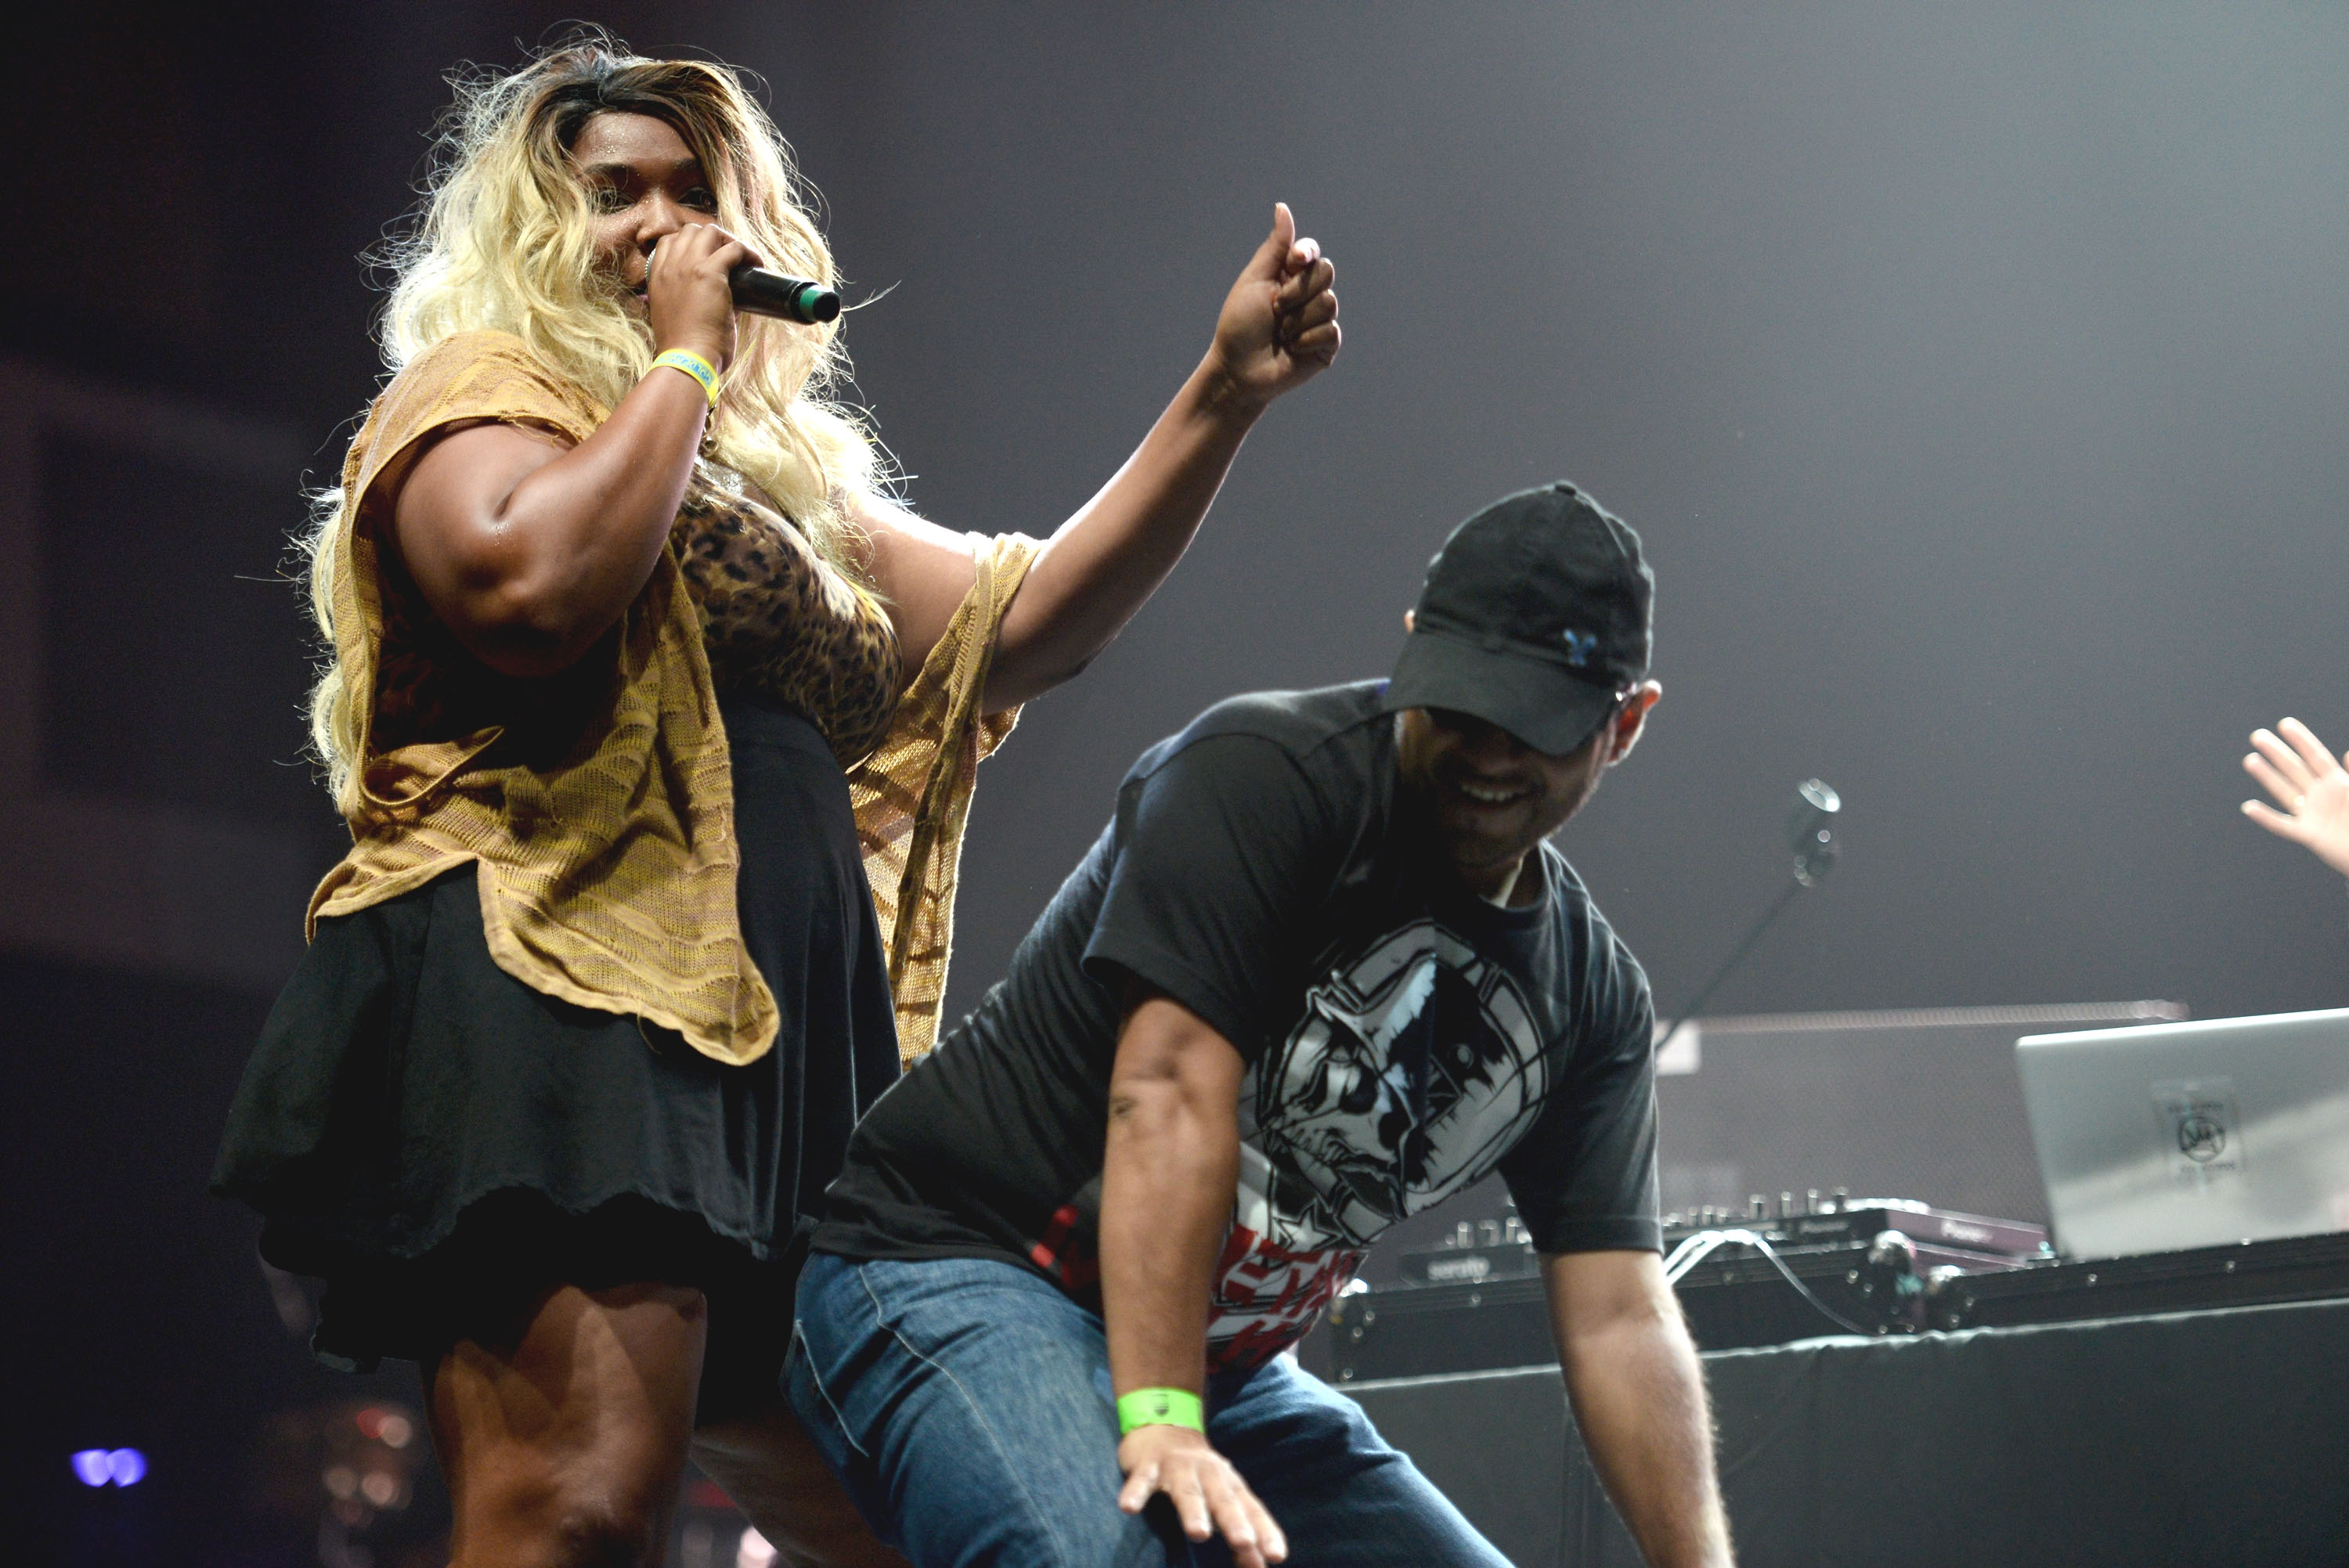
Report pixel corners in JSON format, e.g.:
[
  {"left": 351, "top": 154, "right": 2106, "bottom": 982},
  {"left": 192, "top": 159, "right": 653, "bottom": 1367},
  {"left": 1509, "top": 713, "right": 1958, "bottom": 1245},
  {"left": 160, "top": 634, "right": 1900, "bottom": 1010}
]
[
  {"left": 814, "top": 683, "right": 1662, "bottom": 1372},
  {"left": 1214, "top": 920, "right": 1550, "bottom": 1365}
]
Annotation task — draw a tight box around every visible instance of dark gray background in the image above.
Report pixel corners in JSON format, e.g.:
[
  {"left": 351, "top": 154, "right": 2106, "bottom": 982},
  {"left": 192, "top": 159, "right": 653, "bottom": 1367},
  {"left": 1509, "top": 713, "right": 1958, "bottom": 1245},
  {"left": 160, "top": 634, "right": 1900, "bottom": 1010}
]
[{"left": 5, "top": 4, "right": 2345, "bottom": 1559}]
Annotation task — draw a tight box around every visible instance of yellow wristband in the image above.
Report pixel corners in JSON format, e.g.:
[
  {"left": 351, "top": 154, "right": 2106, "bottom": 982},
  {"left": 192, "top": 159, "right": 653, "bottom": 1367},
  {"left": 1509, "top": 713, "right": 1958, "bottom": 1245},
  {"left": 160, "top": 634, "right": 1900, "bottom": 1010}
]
[
  {"left": 1117, "top": 1387, "right": 1204, "bottom": 1435},
  {"left": 649, "top": 348, "right": 720, "bottom": 410}
]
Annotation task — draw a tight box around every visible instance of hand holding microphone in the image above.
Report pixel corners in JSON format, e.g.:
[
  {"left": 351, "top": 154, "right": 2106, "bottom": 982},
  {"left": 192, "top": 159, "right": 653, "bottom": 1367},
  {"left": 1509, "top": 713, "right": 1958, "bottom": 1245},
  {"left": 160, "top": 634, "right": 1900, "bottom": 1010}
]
[
  {"left": 644, "top": 228, "right": 839, "bottom": 376},
  {"left": 648, "top": 222, "right": 841, "bottom": 337}
]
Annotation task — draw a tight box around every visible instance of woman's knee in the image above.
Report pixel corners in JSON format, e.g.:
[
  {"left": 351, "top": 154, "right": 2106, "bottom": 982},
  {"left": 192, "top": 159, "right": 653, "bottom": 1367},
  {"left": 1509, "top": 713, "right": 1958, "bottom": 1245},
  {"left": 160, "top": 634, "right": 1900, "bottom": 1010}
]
[
  {"left": 448, "top": 1447, "right": 681, "bottom": 1568},
  {"left": 435, "top": 1281, "right": 707, "bottom": 1567},
  {"left": 546, "top": 1490, "right": 664, "bottom": 1568}
]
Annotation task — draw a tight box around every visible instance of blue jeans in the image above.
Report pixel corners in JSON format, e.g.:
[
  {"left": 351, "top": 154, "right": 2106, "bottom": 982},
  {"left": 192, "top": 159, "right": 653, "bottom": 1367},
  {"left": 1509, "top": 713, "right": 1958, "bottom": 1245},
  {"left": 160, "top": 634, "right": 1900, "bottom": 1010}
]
[{"left": 788, "top": 1251, "right": 1510, "bottom": 1568}]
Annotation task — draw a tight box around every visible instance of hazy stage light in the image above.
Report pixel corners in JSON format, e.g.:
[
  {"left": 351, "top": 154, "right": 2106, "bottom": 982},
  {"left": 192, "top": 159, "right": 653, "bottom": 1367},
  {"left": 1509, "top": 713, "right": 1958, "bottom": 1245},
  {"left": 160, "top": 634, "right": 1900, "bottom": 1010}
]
[{"left": 71, "top": 1448, "right": 146, "bottom": 1487}]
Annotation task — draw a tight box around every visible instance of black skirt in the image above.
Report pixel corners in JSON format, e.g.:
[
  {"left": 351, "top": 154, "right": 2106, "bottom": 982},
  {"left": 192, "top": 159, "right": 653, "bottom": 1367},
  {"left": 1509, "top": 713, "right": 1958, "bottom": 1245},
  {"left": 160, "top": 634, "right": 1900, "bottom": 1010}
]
[{"left": 211, "top": 694, "right": 899, "bottom": 1425}]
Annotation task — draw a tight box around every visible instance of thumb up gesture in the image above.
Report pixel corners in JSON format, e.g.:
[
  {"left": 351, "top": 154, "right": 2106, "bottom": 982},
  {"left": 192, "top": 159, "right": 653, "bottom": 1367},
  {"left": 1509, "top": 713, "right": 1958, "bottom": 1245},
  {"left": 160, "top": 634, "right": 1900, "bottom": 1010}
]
[{"left": 1204, "top": 203, "right": 1341, "bottom": 413}]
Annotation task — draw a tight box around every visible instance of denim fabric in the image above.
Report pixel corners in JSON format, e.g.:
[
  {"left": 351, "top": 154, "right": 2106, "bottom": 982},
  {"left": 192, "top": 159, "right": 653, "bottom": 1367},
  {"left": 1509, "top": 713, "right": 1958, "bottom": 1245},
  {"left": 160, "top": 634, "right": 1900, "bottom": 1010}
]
[{"left": 789, "top": 1253, "right": 1510, "bottom": 1568}]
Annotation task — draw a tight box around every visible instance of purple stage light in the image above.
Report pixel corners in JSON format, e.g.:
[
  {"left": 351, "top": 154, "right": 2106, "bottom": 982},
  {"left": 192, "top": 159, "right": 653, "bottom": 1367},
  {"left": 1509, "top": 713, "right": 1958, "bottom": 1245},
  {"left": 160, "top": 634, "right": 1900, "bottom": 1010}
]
[{"left": 70, "top": 1448, "right": 148, "bottom": 1487}]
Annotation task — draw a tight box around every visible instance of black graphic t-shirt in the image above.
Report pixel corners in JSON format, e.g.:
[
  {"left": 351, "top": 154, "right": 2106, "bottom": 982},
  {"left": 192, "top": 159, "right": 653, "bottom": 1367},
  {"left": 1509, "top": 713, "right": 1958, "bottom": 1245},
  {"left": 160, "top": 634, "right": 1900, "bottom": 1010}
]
[{"left": 816, "top": 682, "right": 1661, "bottom": 1370}]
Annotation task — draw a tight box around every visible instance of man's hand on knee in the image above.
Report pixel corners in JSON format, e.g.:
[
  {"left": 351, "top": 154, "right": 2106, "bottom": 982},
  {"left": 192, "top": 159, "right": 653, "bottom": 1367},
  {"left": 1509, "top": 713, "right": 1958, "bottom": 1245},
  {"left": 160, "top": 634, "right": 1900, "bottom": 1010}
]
[{"left": 1116, "top": 1425, "right": 1287, "bottom": 1568}]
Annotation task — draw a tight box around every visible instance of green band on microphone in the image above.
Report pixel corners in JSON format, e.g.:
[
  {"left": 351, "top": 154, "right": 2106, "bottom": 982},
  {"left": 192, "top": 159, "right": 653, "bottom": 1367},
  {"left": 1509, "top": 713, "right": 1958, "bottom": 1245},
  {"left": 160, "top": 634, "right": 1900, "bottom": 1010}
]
[
  {"left": 1117, "top": 1387, "right": 1205, "bottom": 1435},
  {"left": 795, "top": 283, "right": 842, "bottom": 323}
]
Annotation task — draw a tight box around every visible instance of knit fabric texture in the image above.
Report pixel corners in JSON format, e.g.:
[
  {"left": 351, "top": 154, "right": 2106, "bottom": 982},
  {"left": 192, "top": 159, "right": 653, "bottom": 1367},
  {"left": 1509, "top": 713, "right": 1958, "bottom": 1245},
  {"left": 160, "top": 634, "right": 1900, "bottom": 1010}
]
[
  {"left": 309, "top": 329, "right": 1034, "bottom": 1068},
  {"left": 851, "top": 531, "right": 1036, "bottom": 1065}
]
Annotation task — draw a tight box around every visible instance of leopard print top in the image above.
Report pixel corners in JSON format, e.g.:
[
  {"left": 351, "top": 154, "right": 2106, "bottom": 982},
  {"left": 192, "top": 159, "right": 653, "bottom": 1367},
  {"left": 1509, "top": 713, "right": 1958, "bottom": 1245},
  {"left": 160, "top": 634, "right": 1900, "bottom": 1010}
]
[
  {"left": 671, "top": 461, "right": 902, "bottom": 767},
  {"left": 370, "top": 460, "right": 900, "bottom": 771}
]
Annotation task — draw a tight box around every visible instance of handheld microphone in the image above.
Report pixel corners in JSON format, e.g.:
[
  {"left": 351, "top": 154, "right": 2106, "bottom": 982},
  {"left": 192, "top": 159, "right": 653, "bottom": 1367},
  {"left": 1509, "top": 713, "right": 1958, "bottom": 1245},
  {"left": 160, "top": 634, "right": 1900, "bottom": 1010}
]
[
  {"left": 730, "top": 266, "right": 841, "bottom": 325},
  {"left": 640, "top": 238, "right": 843, "bottom": 325}
]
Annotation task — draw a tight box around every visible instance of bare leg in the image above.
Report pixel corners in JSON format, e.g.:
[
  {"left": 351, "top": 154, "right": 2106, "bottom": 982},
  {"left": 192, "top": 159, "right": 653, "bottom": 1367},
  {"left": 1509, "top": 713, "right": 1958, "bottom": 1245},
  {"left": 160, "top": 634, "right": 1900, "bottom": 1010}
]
[
  {"left": 692, "top": 1397, "right": 911, "bottom": 1568},
  {"left": 429, "top": 1281, "right": 707, "bottom": 1568}
]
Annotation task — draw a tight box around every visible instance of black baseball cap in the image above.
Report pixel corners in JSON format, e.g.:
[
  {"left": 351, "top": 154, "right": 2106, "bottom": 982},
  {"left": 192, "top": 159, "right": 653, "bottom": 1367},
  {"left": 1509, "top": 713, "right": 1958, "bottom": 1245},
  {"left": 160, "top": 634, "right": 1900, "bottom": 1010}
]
[{"left": 1380, "top": 482, "right": 1654, "bottom": 755}]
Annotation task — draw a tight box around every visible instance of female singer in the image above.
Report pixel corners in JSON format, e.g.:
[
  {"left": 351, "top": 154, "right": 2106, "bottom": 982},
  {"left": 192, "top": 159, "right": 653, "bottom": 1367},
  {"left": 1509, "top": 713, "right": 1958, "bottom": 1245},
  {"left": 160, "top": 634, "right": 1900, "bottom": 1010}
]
[{"left": 214, "top": 37, "right": 1337, "bottom": 1568}]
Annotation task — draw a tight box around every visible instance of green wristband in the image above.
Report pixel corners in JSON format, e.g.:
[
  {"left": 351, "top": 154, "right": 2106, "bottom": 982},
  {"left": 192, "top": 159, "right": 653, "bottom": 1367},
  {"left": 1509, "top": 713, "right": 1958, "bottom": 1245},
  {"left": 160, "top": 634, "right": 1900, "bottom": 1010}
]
[
  {"left": 1117, "top": 1387, "right": 1205, "bottom": 1436},
  {"left": 648, "top": 348, "right": 720, "bottom": 409}
]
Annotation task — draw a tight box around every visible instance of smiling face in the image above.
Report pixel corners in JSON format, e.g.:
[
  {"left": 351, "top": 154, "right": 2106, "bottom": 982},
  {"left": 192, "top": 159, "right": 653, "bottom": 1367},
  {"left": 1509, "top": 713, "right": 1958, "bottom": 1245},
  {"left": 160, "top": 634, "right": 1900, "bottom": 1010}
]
[
  {"left": 1396, "top": 708, "right": 1611, "bottom": 895},
  {"left": 1394, "top": 683, "right": 1660, "bottom": 900},
  {"left": 568, "top": 111, "right": 721, "bottom": 312}
]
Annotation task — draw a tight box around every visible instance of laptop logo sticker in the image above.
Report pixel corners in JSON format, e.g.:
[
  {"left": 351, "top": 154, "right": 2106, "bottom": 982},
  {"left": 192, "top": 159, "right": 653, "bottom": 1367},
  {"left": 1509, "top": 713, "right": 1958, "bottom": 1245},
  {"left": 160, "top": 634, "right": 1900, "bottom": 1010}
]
[
  {"left": 2152, "top": 1079, "right": 2245, "bottom": 1189},
  {"left": 2178, "top": 1113, "right": 2227, "bottom": 1163}
]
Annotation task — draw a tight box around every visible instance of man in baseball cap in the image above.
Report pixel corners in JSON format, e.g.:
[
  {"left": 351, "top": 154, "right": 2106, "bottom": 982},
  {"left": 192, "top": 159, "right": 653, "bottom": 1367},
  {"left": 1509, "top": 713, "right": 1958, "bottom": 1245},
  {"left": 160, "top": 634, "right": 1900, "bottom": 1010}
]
[
  {"left": 786, "top": 485, "right": 1727, "bottom": 1568},
  {"left": 1384, "top": 481, "right": 1664, "bottom": 906}
]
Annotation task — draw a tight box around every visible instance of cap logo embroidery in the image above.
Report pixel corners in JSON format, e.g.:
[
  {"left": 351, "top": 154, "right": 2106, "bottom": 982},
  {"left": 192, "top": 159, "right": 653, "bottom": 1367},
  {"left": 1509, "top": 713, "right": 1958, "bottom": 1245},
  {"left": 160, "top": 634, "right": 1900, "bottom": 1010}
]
[{"left": 1560, "top": 629, "right": 1597, "bottom": 668}]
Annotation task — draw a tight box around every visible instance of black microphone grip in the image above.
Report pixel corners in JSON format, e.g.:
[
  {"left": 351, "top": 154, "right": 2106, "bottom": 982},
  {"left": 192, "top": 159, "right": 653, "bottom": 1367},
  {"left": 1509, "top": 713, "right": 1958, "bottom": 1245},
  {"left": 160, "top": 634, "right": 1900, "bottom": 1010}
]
[{"left": 730, "top": 266, "right": 841, "bottom": 325}]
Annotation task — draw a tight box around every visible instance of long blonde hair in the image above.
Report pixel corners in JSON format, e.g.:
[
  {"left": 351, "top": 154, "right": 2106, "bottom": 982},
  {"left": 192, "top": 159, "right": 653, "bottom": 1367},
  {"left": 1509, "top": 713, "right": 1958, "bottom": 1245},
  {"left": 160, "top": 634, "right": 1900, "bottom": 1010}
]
[{"left": 301, "top": 35, "right": 877, "bottom": 812}]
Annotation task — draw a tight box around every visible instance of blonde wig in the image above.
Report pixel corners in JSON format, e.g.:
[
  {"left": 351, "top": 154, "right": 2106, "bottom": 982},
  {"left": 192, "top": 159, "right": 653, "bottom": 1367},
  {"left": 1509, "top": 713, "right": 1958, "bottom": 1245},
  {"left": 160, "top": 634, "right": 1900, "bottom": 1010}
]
[{"left": 301, "top": 35, "right": 878, "bottom": 811}]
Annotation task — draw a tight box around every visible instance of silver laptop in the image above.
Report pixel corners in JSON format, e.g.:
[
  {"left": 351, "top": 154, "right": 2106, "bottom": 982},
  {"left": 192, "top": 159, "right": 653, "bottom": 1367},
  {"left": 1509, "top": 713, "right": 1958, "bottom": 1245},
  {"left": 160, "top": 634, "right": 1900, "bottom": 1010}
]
[{"left": 2016, "top": 1008, "right": 2349, "bottom": 1260}]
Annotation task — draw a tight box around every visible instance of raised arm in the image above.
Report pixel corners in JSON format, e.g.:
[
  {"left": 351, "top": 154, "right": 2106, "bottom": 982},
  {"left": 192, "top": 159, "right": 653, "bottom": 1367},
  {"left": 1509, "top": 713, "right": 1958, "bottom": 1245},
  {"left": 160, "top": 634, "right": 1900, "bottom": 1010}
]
[
  {"left": 2242, "top": 717, "right": 2349, "bottom": 878},
  {"left": 1544, "top": 1250, "right": 1734, "bottom": 1568},
  {"left": 1100, "top": 994, "right": 1288, "bottom": 1568},
  {"left": 388, "top": 222, "right": 756, "bottom": 677},
  {"left": 853, "top": 204, "right": 1340, "bottom": 708}
]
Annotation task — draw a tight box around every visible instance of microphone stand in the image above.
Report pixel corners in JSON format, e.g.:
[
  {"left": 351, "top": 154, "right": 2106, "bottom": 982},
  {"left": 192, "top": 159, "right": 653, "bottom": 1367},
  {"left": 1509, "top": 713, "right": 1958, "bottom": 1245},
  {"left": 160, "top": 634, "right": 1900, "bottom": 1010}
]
[{"left": 1655, "top": 780, "right": 1841, "bottom": 1049}]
